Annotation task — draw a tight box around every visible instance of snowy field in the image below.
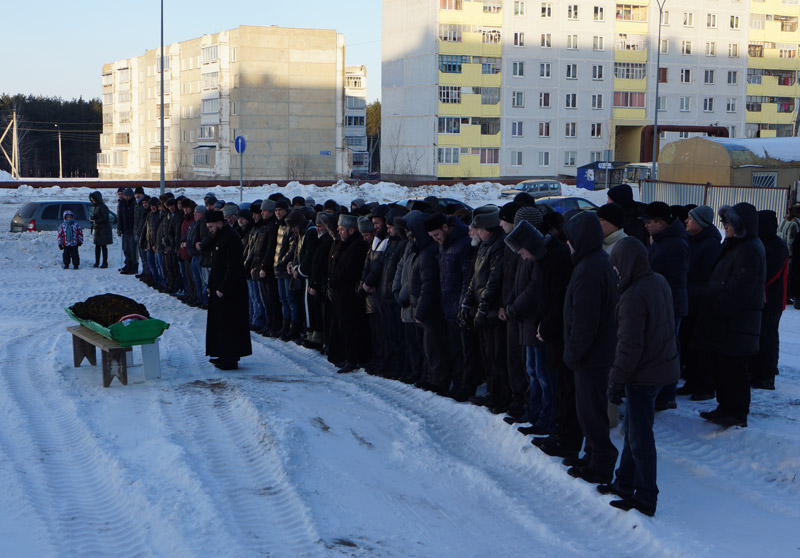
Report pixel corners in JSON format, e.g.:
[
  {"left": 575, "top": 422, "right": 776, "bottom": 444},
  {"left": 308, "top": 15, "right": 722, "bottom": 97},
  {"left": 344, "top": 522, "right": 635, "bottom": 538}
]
[{"left": 1, "top": 181, "right": 799, "bottom": 557}]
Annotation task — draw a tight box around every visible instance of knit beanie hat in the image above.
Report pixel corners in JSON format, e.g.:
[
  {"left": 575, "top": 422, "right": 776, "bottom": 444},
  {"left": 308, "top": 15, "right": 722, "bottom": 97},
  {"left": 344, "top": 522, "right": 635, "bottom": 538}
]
[
  {"left": 597, "top": 203, "right": 625, "bottom": 230},
  {"left": 274, "top": 200, "right": 289, "bottom": 211},
  {"left": 424, "top": 212, "right": 447, "bottom": 232},
  {"left": 222, "top": 203, "right": 239, "bottom": 217},
  {"left": 689, "top": 205, "right": 715, "bottom": 228},
  {"left": 499, "top": 202, "right": 521, "bottom": 224},
  {"left": 194, "top": 205, "right": 207, "bottom": 215},
  {"left": 514, "top": 206, "right": 543, "bottom": 228},
  {"left": 607, "top": 184, "right": 634, "bottom": 208},
  {"left": 261, "top": 199, "right": 276, "bottom": 212}
]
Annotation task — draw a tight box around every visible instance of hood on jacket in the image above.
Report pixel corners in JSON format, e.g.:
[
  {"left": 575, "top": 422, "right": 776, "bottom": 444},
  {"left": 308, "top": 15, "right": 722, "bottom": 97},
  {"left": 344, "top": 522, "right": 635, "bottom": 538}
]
[
  {"left": 719, "top": 202, "right": 759, "bottom": 239},
  {"left": 565, "top": 211, "right": 604, "bottom": 262},
  {"left": 89, "top": 191, "right": 104, "bottom": 204},
  {"left": 757, "top": 209, "right": 779, "bottom": 240},
  {"left": 444, "top": 217, "right": 469, "bottom": 248},
  {"left": 609, "top": 236, "right": 653, "bottom": 292},
  {"left": 406, "top": 211, "right": 435, "bottom": 251}
]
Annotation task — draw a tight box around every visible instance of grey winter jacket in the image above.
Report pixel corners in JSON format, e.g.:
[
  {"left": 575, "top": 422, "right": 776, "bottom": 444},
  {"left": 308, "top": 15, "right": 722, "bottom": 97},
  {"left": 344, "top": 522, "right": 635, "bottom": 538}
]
[{"left": 608, "top": 238, "right": 680, "bottom": 386}]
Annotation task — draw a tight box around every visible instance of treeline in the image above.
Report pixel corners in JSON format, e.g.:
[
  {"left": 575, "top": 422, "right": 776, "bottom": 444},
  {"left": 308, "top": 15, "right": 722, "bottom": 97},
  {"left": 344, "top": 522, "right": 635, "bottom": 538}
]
[{"left": 0, "top": 94, "right": 102, "bottom": 178}]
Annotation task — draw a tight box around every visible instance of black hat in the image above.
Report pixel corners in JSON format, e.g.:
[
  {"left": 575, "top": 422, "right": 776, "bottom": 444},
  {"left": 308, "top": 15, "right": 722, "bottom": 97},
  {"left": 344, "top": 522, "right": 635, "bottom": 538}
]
[
  {"left": 291, "top": 196, "right": 306, "bottom": 207},
  {"left": 514, "top": 206, "right": 543, "bottom": 228},
  {"left": 285, "top": 209, "right": 307, "bottom": 228},
  {"left": 275, "top": 200, "right": 289, "bottom": 211},
  {"left": 165, "top": 197, "right": 177, "bottom": 207},
  {"left": 206, "top": 210, "right": 224, "bottom": 223},
  {"left": 370, "top": 205, "right": 390, "bottom": 220},
  {"left": 597, "top": 203, "right": 625, "bottom": 230},
  {"left": 323, "top": 199, "right": 340, "bottom": 212},
  {"left": 117, "top": 186, "right": 125, "bottom": 192},
  {"left": 514, "top": 192, "right": 537, "bottom": 207},
  {"left": 410, "top": 200, "right": 430, "bottom": 212},
  {"left": 123, "top": 188, "right": 134, "bottom": 197},
  {"left": 238, "top": 209, "right": 252, "bottom": 221},
  {"left": 641, "top": 201, "right": 671, "bottom": 221},
  {"left": 505, "top": 220, "right": 547, "bottom": 259},
  {"left": 499, "top": 202, "right": 521, "bottom": 224},
  {"left": 250, "top": 201, "right": 262, "bottom": 214},
  {"left": 134, "top": 186, "right": 145, "bottom": 195},
  {"left": 608, "top": 184, "right": 634, "bottom": 208},
  {"left": 424, "top": 212, "right": 447, "bottom": 232},
  {"left": 386, "top": 207, "right": 408, "bottom": 226}
]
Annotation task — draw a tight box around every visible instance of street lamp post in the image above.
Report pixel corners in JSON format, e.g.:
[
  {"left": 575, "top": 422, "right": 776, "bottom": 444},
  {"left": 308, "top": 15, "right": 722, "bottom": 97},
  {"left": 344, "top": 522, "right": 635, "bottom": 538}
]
[
  {"left": 652, "top": 0, "right": 667, "bottom": 181},
  {"left": 159, "top": 0, "right": 165, "bottom": 195},
  {"left": 54, "top": 124, "right": 62, "bottom": 178}
]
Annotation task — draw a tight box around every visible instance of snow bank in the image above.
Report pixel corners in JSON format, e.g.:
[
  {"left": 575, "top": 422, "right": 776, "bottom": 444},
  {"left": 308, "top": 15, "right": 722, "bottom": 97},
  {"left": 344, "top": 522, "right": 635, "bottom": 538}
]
[{"left": 0, "top": 170, "right": 17, "bottom": 182}]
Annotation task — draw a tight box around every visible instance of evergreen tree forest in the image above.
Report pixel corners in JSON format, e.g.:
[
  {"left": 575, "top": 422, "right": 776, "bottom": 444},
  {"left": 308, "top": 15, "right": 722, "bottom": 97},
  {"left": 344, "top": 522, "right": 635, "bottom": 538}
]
[{"left": 0, "top": 94, "right": 102, "bottom": 178}]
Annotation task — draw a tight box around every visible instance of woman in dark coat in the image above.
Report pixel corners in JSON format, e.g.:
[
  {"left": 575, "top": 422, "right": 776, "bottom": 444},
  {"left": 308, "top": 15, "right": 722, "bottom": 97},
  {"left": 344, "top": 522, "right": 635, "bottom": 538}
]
[
  {"left": 205, "top": 210, "right": 252, "bottom": 370},
  {"left": 89, "top": 191, "right": 113, "bottom": 268}
]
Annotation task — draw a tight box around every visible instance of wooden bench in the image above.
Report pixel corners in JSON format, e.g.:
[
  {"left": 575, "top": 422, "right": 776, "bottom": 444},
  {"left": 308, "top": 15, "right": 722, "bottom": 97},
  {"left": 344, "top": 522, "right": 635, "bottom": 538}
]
[{"left": 67, "top": 325, "right": 162, "bottom": 387}]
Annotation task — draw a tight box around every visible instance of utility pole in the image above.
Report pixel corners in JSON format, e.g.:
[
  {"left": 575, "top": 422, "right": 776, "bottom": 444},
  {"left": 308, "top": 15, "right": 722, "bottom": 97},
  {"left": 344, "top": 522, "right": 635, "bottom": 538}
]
[
  {"left": 1, "top": 111, "right": 21, "bottom": 178},
  {"left": 159, "top": 0, "right": 165, "bottom": 195},
  {"left": 55, "top": 124, "right": 63, "bottom": 178},
  {"left": 652, "top": 0, "right": 667, "bottom": 181}
]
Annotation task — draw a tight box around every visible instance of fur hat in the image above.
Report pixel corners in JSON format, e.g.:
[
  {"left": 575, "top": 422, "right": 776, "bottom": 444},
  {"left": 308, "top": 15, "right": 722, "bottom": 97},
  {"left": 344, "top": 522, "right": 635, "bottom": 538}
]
[
  {"left": 286, "top": 209, "right": 307, "bottom": 229},
  {"left": 222, "top": 203, "right": 239, "bottom": 217},
  {"left": 640, "top": 201, "right": 671, "bottom": 222},
  {"left": 689, "top": 205, "right": 714, "bottom": 228},
  {"left": 261, "top": 199, "right": 276, "bottom": 212},
  {"left": 357, "top": 216, "right": 374, "bottom": 234},
  {"left": 338, "top": 214, "right": 358, "bottom": 229},
  {"left": 597, "top": 203, "right": 625, "bottom": 230},
  {"left": 424, "top": 212, "right": 447, "bottom": 232},
  {"left": 471, "top": 205, "right": 501, "bottom": 229},
  {"left": 206, "top": 210, "right": 224, "bottom": 223},
  {"left": 351, "top": 198, "right": 366, "bottom": 209},
  {"left": 505, "top": 220, "right": 547, "bottom": 259},
  {"left": 499, "top": 202, "right": 521, "bottom": 224}
]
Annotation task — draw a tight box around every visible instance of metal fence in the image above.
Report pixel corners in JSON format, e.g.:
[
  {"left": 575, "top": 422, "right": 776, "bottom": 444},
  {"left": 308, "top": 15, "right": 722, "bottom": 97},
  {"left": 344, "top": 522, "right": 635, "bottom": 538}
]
[{"left": 642, "top": 180, "right": 791, "bottom": 226}]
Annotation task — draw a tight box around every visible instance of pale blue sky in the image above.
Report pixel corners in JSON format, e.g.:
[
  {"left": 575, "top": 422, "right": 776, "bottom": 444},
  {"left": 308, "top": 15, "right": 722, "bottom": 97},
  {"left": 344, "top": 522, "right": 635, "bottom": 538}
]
[{"left": 1, "top": 0, "right": 381, "bottom": 102}]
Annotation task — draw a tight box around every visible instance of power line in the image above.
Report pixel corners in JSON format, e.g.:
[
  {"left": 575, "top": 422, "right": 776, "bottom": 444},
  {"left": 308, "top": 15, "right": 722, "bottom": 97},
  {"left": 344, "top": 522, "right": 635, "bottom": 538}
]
[{"left": 18, "top": 127, "right": 101, "bottom": 133}]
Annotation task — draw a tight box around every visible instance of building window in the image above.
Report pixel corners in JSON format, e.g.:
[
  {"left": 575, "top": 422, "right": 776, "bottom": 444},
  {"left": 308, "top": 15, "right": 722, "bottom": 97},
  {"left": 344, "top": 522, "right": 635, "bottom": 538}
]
[
  {"left": 658, "top": 68, "right": 668, "bottom": 83},
  {"left": 201, "top": 45, "right": 218, "bottom": 64},
  {"left": 613, "top": 91, "right": 646, "bottom": 108},
  {"left": 480, "top": 87, "right": 501, "bottom": 105},
  {"left": 540, "top": 63, "right": 551, "bottom": 78},
  {"left": 512, "top": 121, "right": 524, "bottom": 137},
  {"left": 662, "top": 10, "right": 670, "bottom": 25},
  {"left": 564, "top": 151, "right": 577, "bottom": 166},
  {"left": 199, "top": 125, "right": 218, "bottom": 140},
  {"left": 540, "top": 2, "right": 550, "bottom": 17},
  {"left": 704, "top": 70, "right": 715, "bottom": 84},
  {"left": 510, "top": 151, "right": 523, "bottom": 167},
  {"left": 679, "top": 131, "right": 690, "bottom": 139},
  {"left": 618, "top": 33, "right": 648, "bottom": 51},
  {"left": 539, "top": 151, "right": 550, "bottom": 166},
  {"left": 703, "top": 97, "right": 714, "bottom": 112},
  {"left": 614, "top": 62, "right": 647, "bottom": 80},
  {"left": 591, "top": 151, "right": 604, "bottom": 162},
  {"left": 616, "top": 4, "right": 648, "bottom": 21},
  {"left": 512, "top": 91, "right": 525, "bottom": 107},
  {"left": 660, "top": 39, "right": 669, "bottom": 54},
  {"left": 680, "top": 69, "right": 692, "bottom": 83},
  {"left": 201, "top": 72, "right": 219, "bottom": 89},
  {"left": 480, "top": 148, "right": 500, "bottom": 165},
  {"left": 515, "top": 1, "right": 527, "bottom": 16},
  {"left": 346, "top": 76, "right": 363, "bottom": 89},
  {"left": 438, "top": 117, "right": 461, "bottom": 134},
  {"left": 729, "top": 43, "right": 739, "bottom": 58},
  {"left": 201, "top": 98, "right": 219, "bottom": 114},
  {"left": 728, "top": 71, "right": 738, "bottom": 85},
  {"left": 730, "top": 16, "right": 740, "bottom": 30},
  {"left": 682, "top": 41, "right": 692, "bottom": 55},
  {"left": 193, "top": 149, "right": 211, "bottom": 166},
  {"left": 565, "top": 93, "right": 577, "bottom": 108},
  {"left": 728, "top": 126, "right": 736, "bottom": 138},
  {"left": 567, "top": 35, "right": 578, "bottom": 49},
  {"left": 568, "top": 4, "right": 579, "bottom": 19},
  {"left": 513, "top": 61, "right": 525, "bottom": 77},
  {"left": 565, "top": 122, "right": 577, "bottom": 137},
  {"left": 566, "top": 64, "right": 577, "bottom": 79},
  {"left": 541, "top": 33, "right": 552, "bottom": 47},
  {"left": 591, "top": 94, "right": 603, "bottom": 109},
  {"left": 439, "top": 86, "right": 461, "bottom": 104},
  {"left": 591, "top": 123, "right": 602, "bottom": 138},
  {"left": 594, "top": 6, "right": 604, "bottom": 21},
  {"left": 539, "top": 121, "right": 551, "bottom": 137},
  {"left": 727, "top": 98, "right": 737, "bottom": 112},
  {"left": 483, "top": 0, "right": 502, "bottom": 12},
  {"left": 706, "top": 42, "right": 716, "bottom": 56},
  {"left": 481, "top": 28, "right": 502, "bottom": 44},
  {"left": 592, "top": 64, "right": 604, "bottom": 80},
  {"left": 346, "top": 116, "right": 366, "bottom": 127},
  {"left": 114, "top": 133, "right": 130, "bottom": 145},
  {"left": 514, "top": 32, "right": 525, "bottom": 46},
  {"left": 539, "top": 92, "right": 551, "bottom": 107},
  {"left": 437, "top": 147, "right": 460, "bottom": 164},
  {"left": 149, "top": 147, "right": 166, "bottom": 165},
  {"left": 232, "top": 101, "right": 239, "bottom": 116},
  {"left": 474, "top": 117, "right": 501, "bottom": 135},
  {"left": 680, "top": 96, "right": 691, "bottom": 111},
  {"left": 439, "top": 55, "right": 469, "bottom": 73},
  {"left": 440, "top": 0, "right": 463, "bottom": 9},
  {"left": 593, "top": 36, "right": 604, "bottom": 51},
  {"left": 479, "top": 57, "right": 502, "bottom": 74},
  {"left": 683, "top": 12, "right": 694, "bottom": 27},
  {"left": 707, "top": 14, "right": 717, "bottom": 28},
  {"left": 439, "top": 23, "right": 465, "bottom": 42},
  {"left": 657, "top": 96, "right": 667, "bottom": 111}
]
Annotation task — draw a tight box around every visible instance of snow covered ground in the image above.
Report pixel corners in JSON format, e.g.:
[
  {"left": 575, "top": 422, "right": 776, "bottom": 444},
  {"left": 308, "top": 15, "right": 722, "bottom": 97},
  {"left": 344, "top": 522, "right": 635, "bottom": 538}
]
[{"left": 1, "top": 182, "right": 798, "bottom": 557}]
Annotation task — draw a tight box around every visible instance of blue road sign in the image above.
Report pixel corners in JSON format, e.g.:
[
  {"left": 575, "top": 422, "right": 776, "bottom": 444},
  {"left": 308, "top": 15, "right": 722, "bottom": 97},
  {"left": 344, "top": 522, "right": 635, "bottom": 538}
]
[
  {"left": 235, "top": 136, "right": 246, "bottom": 154},
  {"left": 320, "top": 150, "right": 331, "bottom": 156}
]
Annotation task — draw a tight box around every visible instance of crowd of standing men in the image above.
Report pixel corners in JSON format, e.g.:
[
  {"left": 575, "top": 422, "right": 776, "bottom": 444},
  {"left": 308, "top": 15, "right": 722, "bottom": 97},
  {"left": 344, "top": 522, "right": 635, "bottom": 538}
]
[{"left": 108, "top": 183, "right": 794, "bottom": 519}]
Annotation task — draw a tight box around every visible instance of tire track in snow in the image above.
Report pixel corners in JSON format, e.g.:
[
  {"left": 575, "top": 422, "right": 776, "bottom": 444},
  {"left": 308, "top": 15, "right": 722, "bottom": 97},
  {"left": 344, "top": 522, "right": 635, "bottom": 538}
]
[{"left": 0, "top": 323, "right": 186, "bottom": 557}]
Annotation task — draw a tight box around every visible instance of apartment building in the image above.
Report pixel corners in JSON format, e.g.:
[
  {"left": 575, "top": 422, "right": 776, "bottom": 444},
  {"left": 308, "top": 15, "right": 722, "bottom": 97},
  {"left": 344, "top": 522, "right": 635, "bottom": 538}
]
[
  {"left": 382, "top": 0, "right": 799, "bottom": 179},
  {"left": 98, "top": 25, "right": 349, "bottom": 180},
  {"left": 345, "top": 65, "right": 370, "bottom": 175}
]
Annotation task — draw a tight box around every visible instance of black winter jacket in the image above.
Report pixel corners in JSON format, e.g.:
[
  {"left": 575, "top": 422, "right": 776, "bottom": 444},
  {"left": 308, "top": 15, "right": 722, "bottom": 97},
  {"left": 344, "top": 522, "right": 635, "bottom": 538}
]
[
  {"left": 134, "top": 198, "right": 147, "bottom": 242},
  {"left": 274, "top": 220, "right": 294, "bottom": 279},
  {"left": 118, "top": 197, "right": 135, "bottom": 235},
  {"left": 309, "top": 232, "right": 333, "bottom": 296},
  {"left": 758, "top": 210, "right": 789, "bottom": 314},
  {"left": 609, "top": 238, "right": 680, "bottom": 386},
  {"left": 648, "top": 217, "right": 689, "bottom": 319},
  {"left": 695, "top": 203, "right": 766, "bottom": 356},
  {"left": 257, "top": 215, "right": 279, "bottom": 279},
  {"left": 294, "top": 221, "right": 319, "bottom": 279},
  {"left": 406, "top": 213, "right": 443, "bottom": 325},
  {"left": 463, "top": 229, "right": 506, "bottom": 317},
  {"left": 687, "top": 225, "right": 722, "bottom": 305},
  {"left": 437, "top": 219, "right": 473, "bottom": 322},
  {"left": 89, "top": 191, "right": 113, "bottom": 246},
  {"left": 563, "top": 212, "right": 619, "bottom": 372}
]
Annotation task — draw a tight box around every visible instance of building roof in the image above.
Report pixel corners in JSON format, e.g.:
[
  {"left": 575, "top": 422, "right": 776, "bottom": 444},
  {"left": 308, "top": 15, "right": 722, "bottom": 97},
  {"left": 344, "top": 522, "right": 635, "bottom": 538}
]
[{"left": 708, "top": 137, "right": 800, "bottom": 164}]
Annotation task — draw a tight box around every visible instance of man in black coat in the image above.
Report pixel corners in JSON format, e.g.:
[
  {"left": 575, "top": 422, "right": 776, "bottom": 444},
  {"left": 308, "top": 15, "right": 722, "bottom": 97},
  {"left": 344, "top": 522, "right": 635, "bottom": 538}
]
[
  {"left": 562, "top": 212, "right": 619, "bottom": 484},
  {"left": 329, "top": 214, "right": 370, "bottom": 373},
  {"left": 607, "top": 184, "right": 647, "bottom": 245},
  {"left": 118, "top": 188, "right": 137, "bottom": 274},
  {"left": 751, "top": 210, "right": 789, "bottom": 390},
  {"left": 133, "top": 187, "right": 150, "bottom": 280},
  {"left": 256, "top": 200, "right": 281, "bottom": 336},
  {"left": 381, "top": 209, "right": 409, "bottom": 380},
  {"left": 696, "top": 203, "right": 766, "bottom": 427},
  {"left": 205, "top": 210, "right": 252, "bottom": 370},
  {"left": 678, "top": 205, "right": 722, "bottom": 400},
  {"left": 642, "top": 201, "right": 689, "bottom": 411}
]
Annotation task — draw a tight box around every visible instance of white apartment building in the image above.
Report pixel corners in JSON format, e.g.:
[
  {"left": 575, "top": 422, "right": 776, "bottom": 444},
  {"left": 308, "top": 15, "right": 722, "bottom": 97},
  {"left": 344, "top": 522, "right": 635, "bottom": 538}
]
[
  {"left": 345, "top": 65, "right": 370, "bottom": 175},
  {"left": 382, "top": 0, "right": 795, "bottom": 180},
  {"left": 98, "top": 26, "right": 350, "bottom": 180}
]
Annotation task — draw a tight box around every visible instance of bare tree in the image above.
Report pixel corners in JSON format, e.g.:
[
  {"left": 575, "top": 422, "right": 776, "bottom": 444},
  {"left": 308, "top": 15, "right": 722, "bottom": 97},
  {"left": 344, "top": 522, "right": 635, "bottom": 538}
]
[{"left": 287, "top": 153, "right": 311, "bottom": 181}]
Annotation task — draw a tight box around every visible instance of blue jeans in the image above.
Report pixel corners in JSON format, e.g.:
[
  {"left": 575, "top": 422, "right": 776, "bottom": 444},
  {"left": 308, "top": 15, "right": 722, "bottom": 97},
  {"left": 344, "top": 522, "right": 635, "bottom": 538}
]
[
  {"left": 615, "top": 384, "right": 660, "bottom": 509},
  {"left": 191, "top": 256, "right": 208, "bottom": 304},
  {"left": 247, "top": 279, "right": 266, "bottom": 328},
  {"left": 154, "top": 252, "right": 166, "bottom": 286},
  {"left": 139, "top": 246, "right": 151, "bottom": 275},
  {"left": 277, "top": 277, "right": 301, "bottom": 324},
  {"left": 147, "top": 250, "right": 161, "bottom": 285},
  {"left": 525, "top": 343, "right": 557, "bottom": 432}
]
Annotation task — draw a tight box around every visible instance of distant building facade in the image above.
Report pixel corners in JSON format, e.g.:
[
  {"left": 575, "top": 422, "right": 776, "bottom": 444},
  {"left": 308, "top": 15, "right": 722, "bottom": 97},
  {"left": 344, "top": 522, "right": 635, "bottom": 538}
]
[
  {"left": 345, "top": 65, "right": 370, "bottom": 176},
  {"left": 98, "top": 25, "right": 350, "bottom": 180},
  {"left": 382, "top": 0, "right": 799, "bottom": 180}
]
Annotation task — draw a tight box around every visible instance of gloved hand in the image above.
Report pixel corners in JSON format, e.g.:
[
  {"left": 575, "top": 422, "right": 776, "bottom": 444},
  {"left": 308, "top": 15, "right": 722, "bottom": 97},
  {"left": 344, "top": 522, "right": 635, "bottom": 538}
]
[
  {"left": 607, "top": 383, "right": 625, "bottom": 405},
  {"left": 457, "top": 306, "right": 474, "bottom": 329},
  {"left": 58, "top": 245, "right": 64, "bottom": 251},
  {"left": 473, "top": 310, "right": 488, "bottom": 330}
]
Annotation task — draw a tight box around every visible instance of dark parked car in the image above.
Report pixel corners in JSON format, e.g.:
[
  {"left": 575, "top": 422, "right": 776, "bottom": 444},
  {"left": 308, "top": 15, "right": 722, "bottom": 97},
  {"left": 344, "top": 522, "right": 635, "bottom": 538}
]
[
  {"left": 535, "top": 196, "right": 598, "bottom": 214},
  {"left": 393, "top": 197, "right": 473, "bottom": 213},
  {"left": 10, "top": 201, "right": 118, "bottom": 233}
]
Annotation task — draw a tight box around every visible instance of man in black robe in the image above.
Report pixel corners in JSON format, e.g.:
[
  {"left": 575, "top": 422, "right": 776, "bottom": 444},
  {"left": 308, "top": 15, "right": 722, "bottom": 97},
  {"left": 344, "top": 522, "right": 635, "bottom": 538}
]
[{"left": 205, "top": 210, "right": 252, "bottom": 370}]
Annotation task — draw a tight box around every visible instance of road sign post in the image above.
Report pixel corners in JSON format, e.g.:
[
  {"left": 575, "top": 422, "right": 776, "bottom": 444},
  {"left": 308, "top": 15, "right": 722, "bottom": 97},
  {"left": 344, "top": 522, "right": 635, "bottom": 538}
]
[{"left": 235, "top": 136, "right": 246, "bottom": 203}]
